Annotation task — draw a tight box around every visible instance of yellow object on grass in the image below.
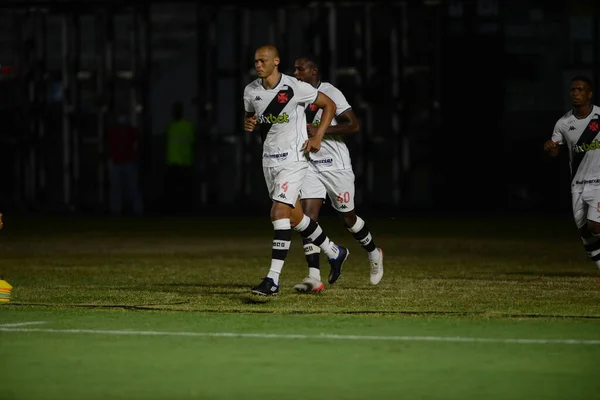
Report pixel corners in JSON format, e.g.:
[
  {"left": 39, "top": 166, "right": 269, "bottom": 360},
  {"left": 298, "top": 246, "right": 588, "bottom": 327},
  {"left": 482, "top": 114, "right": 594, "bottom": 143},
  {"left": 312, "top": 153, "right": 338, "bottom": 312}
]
[{"left": 0, "top": 278, "right": 12, "bottom": 303}]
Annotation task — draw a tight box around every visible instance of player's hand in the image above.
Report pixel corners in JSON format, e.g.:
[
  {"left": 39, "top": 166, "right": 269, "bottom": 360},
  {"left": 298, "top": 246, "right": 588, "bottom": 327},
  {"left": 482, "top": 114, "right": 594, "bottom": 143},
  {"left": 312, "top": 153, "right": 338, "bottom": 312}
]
[
  {"left": 302, "top": 137, "right": 321, "bottom": 153},
  {"left": 543, "top": 140, "right": 560, "bottom": 157},
  {"left": 244, "top": 114, "right": 258, "bottom": 132},
  {"left": 306, "top": 124, "right": 318, "bottom": 138}
]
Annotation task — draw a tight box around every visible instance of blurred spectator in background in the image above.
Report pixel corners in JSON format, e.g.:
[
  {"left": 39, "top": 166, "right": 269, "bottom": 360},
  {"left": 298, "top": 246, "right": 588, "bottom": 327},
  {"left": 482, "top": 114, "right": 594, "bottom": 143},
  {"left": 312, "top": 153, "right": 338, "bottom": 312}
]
[
  {"left": 107, "top": 113, "right": 144, "bottom": 216},
  {"left": 163, "top": 100, "right": 196, "bottom": 213}
]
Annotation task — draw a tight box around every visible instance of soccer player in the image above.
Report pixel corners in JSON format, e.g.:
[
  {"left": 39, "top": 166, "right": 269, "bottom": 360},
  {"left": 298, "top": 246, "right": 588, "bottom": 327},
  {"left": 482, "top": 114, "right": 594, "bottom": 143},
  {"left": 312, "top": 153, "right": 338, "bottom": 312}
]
[
  {"left": 544, "top": 75, "right": 600, "bottom": 272},
  {"left": 243, "top": 44, "right": 350, "bottom": 296},
  {"left": 291, "top": 56, "right": 384, "bottom": 293}
]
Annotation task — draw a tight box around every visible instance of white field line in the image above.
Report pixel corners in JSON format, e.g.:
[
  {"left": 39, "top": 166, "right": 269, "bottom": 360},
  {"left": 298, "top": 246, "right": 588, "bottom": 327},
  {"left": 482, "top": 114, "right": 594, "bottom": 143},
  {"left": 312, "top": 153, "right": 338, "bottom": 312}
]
[
  {"left": 0, "top": 321, "right": 47, "bottom": 328},
  {"left": 0, "top": 326, "right": 599, "bottom": 345}
]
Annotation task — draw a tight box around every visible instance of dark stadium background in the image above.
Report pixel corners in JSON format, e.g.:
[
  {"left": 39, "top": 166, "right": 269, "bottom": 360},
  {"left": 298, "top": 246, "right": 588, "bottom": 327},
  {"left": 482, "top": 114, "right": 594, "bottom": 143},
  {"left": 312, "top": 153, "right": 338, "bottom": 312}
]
[{"left": 0, "top": 0, "right": 596, "bottom": 217}]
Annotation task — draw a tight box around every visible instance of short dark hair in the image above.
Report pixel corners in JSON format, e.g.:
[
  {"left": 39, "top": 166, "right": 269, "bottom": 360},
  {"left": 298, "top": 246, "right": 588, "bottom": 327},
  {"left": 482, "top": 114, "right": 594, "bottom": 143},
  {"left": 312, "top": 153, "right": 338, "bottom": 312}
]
[
  {"left": 297, "top": 54, "right": 321, "bottom": 71},
  {"left": 572, "top": 75, "right": 593, "bottom": 89}
]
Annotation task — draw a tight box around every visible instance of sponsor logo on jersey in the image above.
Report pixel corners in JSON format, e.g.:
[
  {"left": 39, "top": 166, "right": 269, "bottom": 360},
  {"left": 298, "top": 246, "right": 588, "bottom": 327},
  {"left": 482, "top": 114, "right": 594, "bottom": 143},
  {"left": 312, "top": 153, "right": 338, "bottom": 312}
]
[
  {"left": 576, "top": 178, "right": 600, "bottom": 185},
  {"left": 278, "top": 193, "right": 287, "bottom": 199},
  {"left": 574, "top": 139, "right": 600, "bottom": 154},
  {"left": 255, "top": 96, "right": 262, "bottom": 101},
  {"left": 258, "top": 113, "right": 289, "bottom": 124},
  {"left": 310, "top": 158, "right": 333, "bottom": 167},
  {"left": 264, "top": 152, "right": 289, "bottom": 160},
  {"left": 569, "top": 125, "right": 576, "bottom": 131}
]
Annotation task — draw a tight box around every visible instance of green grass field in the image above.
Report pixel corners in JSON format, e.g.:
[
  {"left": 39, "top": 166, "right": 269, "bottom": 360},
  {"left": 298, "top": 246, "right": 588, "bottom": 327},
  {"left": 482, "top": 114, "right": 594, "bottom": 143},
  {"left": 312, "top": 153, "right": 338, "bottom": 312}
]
[{"left": 1, "top": 213, "right": 599, "bottom": 400}]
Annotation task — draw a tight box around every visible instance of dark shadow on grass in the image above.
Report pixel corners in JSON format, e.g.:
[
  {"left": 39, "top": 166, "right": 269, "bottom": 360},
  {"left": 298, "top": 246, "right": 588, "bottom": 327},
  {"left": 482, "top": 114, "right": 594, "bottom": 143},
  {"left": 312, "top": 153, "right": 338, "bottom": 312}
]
[
  {"left": 504, "top": 271, "right": 597, "bottom": 278},
  {"left": 5, "top": 303, "right": 600, "bottom": 319},
  {"left": 154, "top": 283, "right": 250, "bottom": 289}
]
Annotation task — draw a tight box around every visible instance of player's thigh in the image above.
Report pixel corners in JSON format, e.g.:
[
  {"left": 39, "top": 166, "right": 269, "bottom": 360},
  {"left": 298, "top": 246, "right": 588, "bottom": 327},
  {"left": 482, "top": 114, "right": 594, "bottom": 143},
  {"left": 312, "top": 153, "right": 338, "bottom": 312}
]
[
  {"left": 300, "top": 167, "right": 327, "bottom": 200},
  {"left": 572, "top": 191, "right": 587, "bottom": 228},
  {"left": 263, "top": 162, "right": 307, "bottom": 207},
  {"left": 321, "top": 169, "right": 356, "bottom": 212},
  {"left": 582, "top": 189, "right": 600, "bottom": 224}
]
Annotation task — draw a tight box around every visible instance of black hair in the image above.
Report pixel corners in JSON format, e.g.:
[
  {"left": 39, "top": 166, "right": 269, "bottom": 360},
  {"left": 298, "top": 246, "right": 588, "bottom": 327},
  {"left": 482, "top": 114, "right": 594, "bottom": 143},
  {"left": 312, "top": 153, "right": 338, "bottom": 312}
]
[
  {"left": 296, "top": 54, "right": 321, "bottom": 72},
  {"left": 572, "top": 75, "right": 593, "bottom": 90}
]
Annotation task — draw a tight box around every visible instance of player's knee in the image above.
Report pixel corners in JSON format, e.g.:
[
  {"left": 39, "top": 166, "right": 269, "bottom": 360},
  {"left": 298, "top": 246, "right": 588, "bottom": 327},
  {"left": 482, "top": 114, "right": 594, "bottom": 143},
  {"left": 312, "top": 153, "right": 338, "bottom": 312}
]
[
  {"left": 302, "top": 200, "right": 321, "bottom": 221},
  {"left": 587, "top": 220, "right": 600, "bottom": 235},
  {"left": 339, "top": 211, "right": 357, "bottom": 229},
  {"left": 271, "top": 203, "right": 292, "bottom": 221}
]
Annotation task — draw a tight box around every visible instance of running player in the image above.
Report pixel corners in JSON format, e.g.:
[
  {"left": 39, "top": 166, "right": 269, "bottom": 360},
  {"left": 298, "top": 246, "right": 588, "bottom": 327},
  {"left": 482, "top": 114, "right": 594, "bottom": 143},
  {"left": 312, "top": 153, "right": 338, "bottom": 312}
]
[
  {"left": 544, "top": 75, "right": 600, "bottom": 273},
  {"left": 243, "top": 45, "right": 350, "bottom": 296},
  {"left": 292, "top": 55, "right": 383, "bottom": 293}
]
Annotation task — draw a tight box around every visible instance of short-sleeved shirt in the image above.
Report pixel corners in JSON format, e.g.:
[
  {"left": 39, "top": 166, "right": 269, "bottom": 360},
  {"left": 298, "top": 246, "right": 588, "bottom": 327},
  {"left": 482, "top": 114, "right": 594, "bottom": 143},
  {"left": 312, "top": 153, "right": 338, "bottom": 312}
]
[
  {"left": 243, "top": 73, "right": 319, "bottom": 167},
  {"left": 304, "top": 82, "right": 353, "bottom": 171},
  {"left": 551, "top": 105, "right": 600, "bottom": 193}
]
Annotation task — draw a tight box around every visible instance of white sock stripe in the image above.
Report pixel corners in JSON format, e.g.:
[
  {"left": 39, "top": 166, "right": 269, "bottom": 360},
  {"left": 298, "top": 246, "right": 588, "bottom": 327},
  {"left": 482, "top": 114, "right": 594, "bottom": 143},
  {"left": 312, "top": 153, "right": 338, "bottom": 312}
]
[
  {"left": 293, "top": 214, "right": 311, "bottom": 232},
  {"left": 308, "top": 225, "right": 324, "bottom": 242},
  {"left": 272, "top": 218, "right": 291, "bottom": 230},
  {"left": 348, "top": 216, "right": 365, "bottom": 233}
]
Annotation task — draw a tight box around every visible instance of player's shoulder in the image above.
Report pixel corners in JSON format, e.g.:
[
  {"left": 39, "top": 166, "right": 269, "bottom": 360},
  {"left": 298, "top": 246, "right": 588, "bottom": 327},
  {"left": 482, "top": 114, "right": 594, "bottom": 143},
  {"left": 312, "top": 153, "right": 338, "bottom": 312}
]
[
  {"left": 318, "top": 81, "right": 342, "bottom": 95},
  {"left": 281, "top": 73, "right": 312, "bottom": 90},
  {"left": 556, "top": 109, "right": 573, "bottom": 124},
  {"left": 244, "top": 78, "right": 262, "bottom": 94}
]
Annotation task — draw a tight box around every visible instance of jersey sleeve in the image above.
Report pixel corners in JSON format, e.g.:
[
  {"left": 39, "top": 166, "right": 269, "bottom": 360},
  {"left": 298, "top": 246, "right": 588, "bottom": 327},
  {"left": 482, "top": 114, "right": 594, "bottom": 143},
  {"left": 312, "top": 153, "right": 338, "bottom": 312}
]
[
  {"left": 243, "top": 85, "right": 255, "bottom": 113},
  {"left": 295, "top": 80, "right": 319, "bottom": 105},
  {"left": 326, "top": 86, "right": 352, "bottom": 116},
  {"left": 551, "top": 119, "right": 565, "bottom": 144}
]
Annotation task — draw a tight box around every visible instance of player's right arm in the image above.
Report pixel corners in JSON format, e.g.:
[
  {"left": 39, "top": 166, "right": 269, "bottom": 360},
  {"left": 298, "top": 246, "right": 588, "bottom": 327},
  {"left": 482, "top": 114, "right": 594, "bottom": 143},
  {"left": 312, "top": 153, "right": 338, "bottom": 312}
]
[
  {"left": 243, "top": 85, "right": 258, "bottom": 132},
  {"left": 244, "top": 112, "right": 258, "bottom": 132},
  {"left": 544, "top": 120, "right": 564, "bottom": 157},
  {"left": 543, "top": 140, "right": 560, "bottom": 157}
]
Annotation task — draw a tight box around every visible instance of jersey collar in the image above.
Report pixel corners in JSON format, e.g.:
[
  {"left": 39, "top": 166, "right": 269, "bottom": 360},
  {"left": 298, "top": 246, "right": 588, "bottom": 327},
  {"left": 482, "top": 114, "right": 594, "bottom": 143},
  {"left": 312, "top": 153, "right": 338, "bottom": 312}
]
[{"left": 260, "top": 73, "right": 283, "bottom": 90}]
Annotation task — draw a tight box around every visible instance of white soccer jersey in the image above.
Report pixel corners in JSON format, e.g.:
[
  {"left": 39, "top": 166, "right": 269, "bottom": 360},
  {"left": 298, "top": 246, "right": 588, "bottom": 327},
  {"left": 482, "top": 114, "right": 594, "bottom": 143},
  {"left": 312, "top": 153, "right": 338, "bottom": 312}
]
[
  {"left": 305, "top": 82, "right": 353, "bottom": 171},
  {"left": 551, "top": 105, "right": 600, "bottom": 192},
  {"left": 243, "top": 73, "right": 319, "bottom": 167}
]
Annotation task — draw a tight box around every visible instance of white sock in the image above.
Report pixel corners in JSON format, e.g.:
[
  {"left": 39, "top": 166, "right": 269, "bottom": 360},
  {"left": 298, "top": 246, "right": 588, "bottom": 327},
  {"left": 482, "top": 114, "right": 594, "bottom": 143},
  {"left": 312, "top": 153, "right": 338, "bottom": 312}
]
[
  {"left": 294, "top": 214, "right": 339, "bottom": 259},
  {"left": 308, "top": 267, "right": 321, "bottom": 281},
  {"left": 267, "top": 268, "right": 281, "bottom": 284}
]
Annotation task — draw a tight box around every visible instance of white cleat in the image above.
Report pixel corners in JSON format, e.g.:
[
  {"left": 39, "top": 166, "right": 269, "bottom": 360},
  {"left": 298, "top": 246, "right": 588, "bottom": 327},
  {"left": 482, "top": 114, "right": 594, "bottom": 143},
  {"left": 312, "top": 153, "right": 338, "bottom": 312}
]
[
  {"left": 370, "top": 248, "right": 384, "bottom": 285},
  {"left": 293, "top": 276, "right": 325, "bottom": 293}
]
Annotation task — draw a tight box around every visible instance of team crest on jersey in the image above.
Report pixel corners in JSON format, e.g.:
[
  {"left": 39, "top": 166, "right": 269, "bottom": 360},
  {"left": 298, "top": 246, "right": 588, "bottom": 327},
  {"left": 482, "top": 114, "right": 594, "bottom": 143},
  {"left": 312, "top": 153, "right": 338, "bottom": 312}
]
[
  {"left": 308, "top": 104, "right": 318, "bottom": 112},
  {"left": 276, "top": 92, "right": 289, "bottom": 104},
  {"left": 589, "top": 121, "right": 599, "bottom": 132}
]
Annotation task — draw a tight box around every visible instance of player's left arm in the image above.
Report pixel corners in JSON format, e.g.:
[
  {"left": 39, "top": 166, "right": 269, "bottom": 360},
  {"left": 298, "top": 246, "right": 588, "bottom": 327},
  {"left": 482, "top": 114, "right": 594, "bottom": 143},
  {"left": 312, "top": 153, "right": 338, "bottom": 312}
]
[
  {"left": 327, "top": 109, "right": 360, "bottom": 135},
  {"left": 302, "top": 92, "right": 335, "bottom": 152}
]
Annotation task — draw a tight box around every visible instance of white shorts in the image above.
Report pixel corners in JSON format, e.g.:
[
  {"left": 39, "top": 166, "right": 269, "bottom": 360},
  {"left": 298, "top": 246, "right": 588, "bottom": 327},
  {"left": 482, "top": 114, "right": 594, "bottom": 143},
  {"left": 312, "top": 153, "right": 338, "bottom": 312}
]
[
  {"left": 300, "top": 167, "right": 355, "bottom": 212},
  {"left": 572, "top": 189, "right": 600, "bottom": 228},
  {"left": 263, "top": 161, "right": 308, "bottom": 207}
]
